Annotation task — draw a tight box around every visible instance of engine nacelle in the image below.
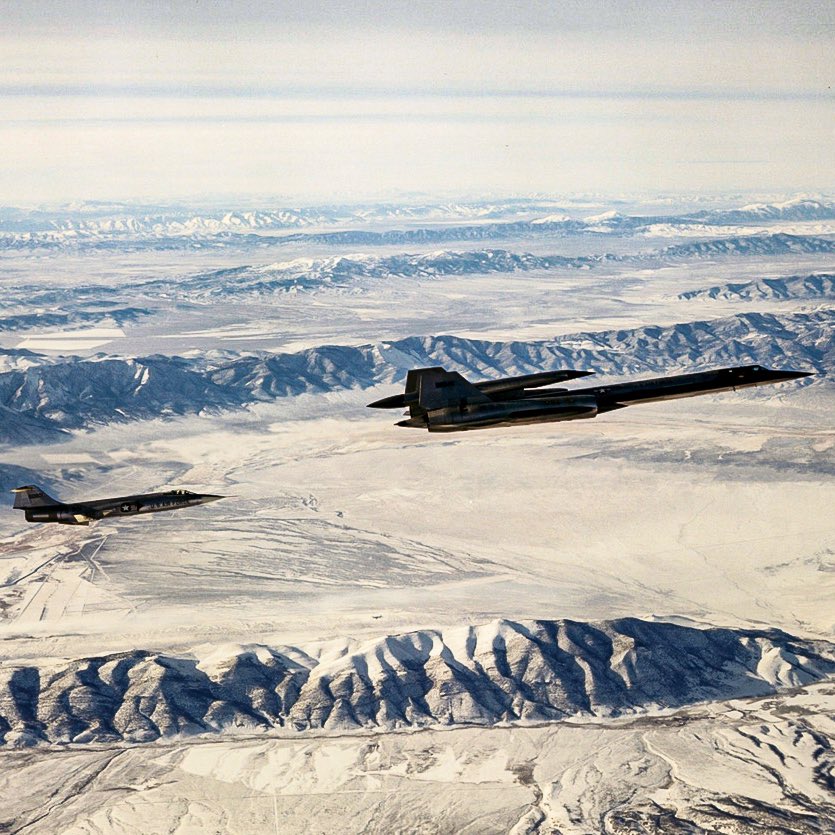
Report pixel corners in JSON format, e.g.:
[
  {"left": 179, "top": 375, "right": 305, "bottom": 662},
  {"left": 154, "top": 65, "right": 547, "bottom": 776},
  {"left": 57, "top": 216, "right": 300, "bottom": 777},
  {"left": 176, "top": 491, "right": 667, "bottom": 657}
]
[{"left": 426, "top": 395, "right": 599, "bottom": 430}]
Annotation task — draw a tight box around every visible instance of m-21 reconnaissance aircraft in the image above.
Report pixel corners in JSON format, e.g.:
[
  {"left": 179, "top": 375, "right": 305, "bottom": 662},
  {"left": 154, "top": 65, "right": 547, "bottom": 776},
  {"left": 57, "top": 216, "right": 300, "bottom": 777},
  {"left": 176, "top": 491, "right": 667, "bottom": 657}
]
[
  {"left": 368, "top": 365, "right": 811, "bottom": 432},
  {"left": 12, "top": 485, "right": 224, "bottom": 525}
]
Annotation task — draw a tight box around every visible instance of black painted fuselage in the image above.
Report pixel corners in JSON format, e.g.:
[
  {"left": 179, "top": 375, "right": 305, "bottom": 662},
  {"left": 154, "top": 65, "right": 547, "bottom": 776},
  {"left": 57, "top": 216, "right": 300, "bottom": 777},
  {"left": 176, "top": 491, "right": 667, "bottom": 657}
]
[
  {"left": 12, "top": 486, "right": 224, "bottom": 526},
  {"left": 368, "top": 364, "right": 811, "bottom": 432}
]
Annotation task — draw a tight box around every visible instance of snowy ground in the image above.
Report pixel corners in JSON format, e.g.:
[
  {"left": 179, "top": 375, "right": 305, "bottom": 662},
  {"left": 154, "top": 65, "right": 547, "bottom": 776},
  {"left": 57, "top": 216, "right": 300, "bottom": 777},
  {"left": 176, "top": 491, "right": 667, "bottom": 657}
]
[
  {"left": 4, "top": 681, "right": 834, "bottom": 834},
  {"left": 0, "top": 197, "right": 833, "bottom": 832}
]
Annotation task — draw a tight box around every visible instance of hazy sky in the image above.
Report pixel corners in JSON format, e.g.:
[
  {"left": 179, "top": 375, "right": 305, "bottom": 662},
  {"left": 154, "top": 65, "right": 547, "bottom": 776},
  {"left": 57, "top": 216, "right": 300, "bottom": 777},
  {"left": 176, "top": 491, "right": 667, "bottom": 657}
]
[{"left": 1, "top": 1, "right": 832, "bottom": 203}]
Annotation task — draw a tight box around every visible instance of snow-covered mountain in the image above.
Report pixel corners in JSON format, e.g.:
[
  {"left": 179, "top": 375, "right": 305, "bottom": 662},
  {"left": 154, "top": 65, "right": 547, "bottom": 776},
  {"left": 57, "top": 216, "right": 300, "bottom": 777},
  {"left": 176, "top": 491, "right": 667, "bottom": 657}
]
[
  {"left": 1, "top": 617, "right": 831, "bottom": 746},
  {"left": 0, "top": 219, "right": 587, "bottom": 252},
  {"left": 684, "top": 197, "right": 835, "bottom": 225},
  {"left": 2, "top": 197, "right": 833, "bottom": 253},
  {"left": 0, "top": 199, "right": 573, "bottom": 234},
  {"left": 543, "top": 309, "right": 832, "bottom": 372},
  {"left": 0, "top": 307, "right": 150, "bottom": 333},
  {"left": 168, "top": 250, "right": 603, "bottom": 298},
  {"left": 656, "top": 233, "right": 835, "bottom": 259},
  {"left": 0, "top": 348, "right": 60, "bottom": 373},
  {"left": 0, "top": 310, "right": 827, "bottom": 444},
  {"left": 679, "top": 272, "right": 835, "bottom": 301},
  {"left": 0, "top": 247, "right": 605, "bottom": 311},
  {"left": 8, "top": 240, "right": 833, "bottom": 313},
  {"left": 0, "top": 356, "right": 243, "bottom": 442},
  {"left": 3, "top": 222, "right": 834, "bottom": 257}
]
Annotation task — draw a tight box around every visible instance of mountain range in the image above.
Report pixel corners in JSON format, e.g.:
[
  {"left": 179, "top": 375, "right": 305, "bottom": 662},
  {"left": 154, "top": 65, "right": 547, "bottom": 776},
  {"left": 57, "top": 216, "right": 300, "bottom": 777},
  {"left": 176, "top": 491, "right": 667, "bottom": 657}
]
[
  {"left": 2, "top": 617, "right": 831, "bottom": 747},
  {"left": 1, "top": 197, "right": 833, "bottom": 251}
]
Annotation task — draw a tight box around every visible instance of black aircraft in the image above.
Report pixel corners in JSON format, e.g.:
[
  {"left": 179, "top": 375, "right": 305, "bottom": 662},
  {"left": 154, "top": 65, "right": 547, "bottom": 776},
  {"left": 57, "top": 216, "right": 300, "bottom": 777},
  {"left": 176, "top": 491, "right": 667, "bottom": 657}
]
[
  {"left": 368, "top": 365, "right": 811, "bottom": 432},
  {"left": 12, "top": 485, "right": 224, "bottom": 526}
]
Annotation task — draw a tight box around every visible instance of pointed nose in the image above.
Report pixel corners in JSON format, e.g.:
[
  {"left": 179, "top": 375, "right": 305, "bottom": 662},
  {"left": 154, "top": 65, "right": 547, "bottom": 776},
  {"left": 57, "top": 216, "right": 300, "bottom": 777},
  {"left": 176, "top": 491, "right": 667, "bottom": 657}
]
[
  {"left": 773, "top": 369, "right": 813, "bottom": 381},
  {"left": 198, "top": 494, "right": 225, "bottom": 505}
]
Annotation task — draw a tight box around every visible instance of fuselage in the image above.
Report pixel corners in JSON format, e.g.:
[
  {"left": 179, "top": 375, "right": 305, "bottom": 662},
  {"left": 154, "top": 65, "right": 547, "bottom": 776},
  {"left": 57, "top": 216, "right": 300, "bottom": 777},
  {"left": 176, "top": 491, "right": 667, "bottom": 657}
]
[
  {"left": 21, "top": 489, "right": 223, "bottom": 525},
  {"left": 398, "top": 395, "right": 599, "bottom": 431},
  {"left": 386, "top": 365, "right": 811, "bottom": 432}
]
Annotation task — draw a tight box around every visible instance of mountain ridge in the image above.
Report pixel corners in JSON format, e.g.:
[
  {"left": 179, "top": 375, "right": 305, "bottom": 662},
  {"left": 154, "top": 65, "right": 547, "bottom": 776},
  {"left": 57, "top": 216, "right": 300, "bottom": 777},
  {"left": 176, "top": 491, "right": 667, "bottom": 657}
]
[
  {"left": 2, "top": 617, "right": 832, "bottom": 747},
  {"left": 679, "top": 272, "right": 835, "bottom": 301}
]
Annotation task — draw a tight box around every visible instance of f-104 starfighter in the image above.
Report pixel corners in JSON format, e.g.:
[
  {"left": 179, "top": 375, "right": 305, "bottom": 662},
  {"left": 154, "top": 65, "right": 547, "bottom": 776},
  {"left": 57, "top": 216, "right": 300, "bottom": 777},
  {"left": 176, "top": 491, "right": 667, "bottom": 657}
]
[{"left": 12, "top": 485, "right": 224, "bottom": 525}]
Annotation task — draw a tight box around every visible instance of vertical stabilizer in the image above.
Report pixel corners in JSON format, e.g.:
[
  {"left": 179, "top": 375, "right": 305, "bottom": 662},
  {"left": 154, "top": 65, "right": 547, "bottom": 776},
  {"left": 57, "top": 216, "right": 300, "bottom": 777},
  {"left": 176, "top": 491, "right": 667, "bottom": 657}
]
[
  {"left": 404, "top": 368, "right": 425, "bottom": 417},
  {"left": 12, "top": 485, "right": 61, "bottom": 510},
  {"left": 408, "top": 367, "right": 493, "bottom": 413}
]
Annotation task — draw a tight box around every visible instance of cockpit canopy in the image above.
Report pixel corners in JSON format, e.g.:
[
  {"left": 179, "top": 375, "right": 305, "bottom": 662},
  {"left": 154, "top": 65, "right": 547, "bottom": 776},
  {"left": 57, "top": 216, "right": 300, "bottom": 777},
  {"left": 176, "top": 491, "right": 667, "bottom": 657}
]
[{"left": 167, "top": 489, "right": 196, "bottom": 496}]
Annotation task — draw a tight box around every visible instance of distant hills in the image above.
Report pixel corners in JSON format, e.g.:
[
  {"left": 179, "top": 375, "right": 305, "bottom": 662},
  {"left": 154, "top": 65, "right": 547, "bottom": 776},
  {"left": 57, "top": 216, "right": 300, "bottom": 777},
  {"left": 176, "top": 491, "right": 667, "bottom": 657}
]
[
  {"left": 1, "top": 197, "right": 832, "bottom": 251},
  {"left": 680, "top": 272, "right": 835, "bottom": 301},
  {"left": 658, "top": 233, "right": 835, "bottom": 258},
  {"left": 684, "top": 197, "right": 835, "bottom": 224}
]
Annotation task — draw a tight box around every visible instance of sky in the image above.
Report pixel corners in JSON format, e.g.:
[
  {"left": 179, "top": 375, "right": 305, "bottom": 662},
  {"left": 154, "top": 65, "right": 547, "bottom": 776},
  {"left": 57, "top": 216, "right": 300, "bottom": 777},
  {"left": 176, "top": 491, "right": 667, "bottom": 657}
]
[{"left": 0, "top": 0, "right": 833, "bottom": 204}]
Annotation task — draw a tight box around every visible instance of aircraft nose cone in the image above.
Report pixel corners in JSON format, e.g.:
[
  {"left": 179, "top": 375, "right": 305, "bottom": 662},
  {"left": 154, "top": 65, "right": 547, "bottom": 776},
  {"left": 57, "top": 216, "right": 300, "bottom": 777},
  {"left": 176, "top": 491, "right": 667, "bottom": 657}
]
[
  {"left": 771, "top": 369, "right": 813, "bottom": 381},
  {"left": 198, "top": 494, "right": 225, "bottom": 504}
]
